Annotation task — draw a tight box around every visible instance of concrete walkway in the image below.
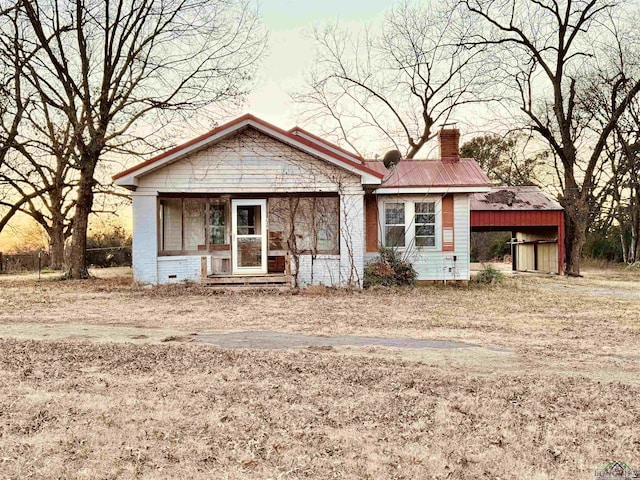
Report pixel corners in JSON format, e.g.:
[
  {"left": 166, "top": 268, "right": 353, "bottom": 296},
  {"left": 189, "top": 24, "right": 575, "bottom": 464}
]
[{"left": 195, "top": 330, "right": 482, "bottom": 350}]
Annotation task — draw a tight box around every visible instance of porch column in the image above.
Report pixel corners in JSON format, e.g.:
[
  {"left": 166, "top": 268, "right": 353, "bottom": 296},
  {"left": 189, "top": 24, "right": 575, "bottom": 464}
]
[
  {"left": 131, "top": 192, "right": 158, "bottom": 284},
  {"left": 339, "top": 192, "right": 365, "bottom": 287}
]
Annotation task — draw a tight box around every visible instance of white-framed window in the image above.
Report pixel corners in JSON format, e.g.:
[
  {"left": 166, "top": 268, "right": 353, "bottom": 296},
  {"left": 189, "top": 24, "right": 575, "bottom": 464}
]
[
  {"left": 384, "top": 202, "right": 406, "bottom": 247},
  {"left": 380, "top": 197, "right": 441, "bottom": 250},
  {"left": 414, "top": 202, "right": 436, "bottom": 247}
]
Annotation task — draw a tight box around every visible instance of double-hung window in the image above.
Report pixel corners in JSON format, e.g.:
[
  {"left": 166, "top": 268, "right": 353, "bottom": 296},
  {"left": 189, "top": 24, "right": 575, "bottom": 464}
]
[
  {"left": 384, "top": 202, "right": 405, "bottom": 247},
  {"left": 414, "top": 202, "right": 436, "bottom": 247}
]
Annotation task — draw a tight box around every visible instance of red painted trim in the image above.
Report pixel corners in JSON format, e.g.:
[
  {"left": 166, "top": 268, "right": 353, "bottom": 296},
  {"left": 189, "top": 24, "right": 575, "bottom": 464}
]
[
  {"left": 113, "top": 113, "right": 384, "bottom": 181},
  {"left": 470, "top": 210, "right": 563, "bottom": 227}
]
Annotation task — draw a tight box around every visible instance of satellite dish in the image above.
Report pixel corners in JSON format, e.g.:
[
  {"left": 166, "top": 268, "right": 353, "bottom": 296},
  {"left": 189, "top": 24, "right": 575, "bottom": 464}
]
[{"left": 382, "top": 149, "right": 402, "bottom": 169}]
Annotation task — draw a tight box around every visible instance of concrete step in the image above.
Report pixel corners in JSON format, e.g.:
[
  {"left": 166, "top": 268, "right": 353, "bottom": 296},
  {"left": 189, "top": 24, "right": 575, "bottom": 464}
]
[{"left": 202, "top": 274, "right": 291, "bottom": 287}]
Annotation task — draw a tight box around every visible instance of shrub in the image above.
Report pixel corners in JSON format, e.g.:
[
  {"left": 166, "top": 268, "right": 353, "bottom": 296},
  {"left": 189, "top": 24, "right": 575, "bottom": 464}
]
[
  {"left": 583, "top": 231, "right": 623, "bottom": 262},
  {"left": 475, "top": 263, "right": 505, "bottom": 284},
  {"left": 86, "top": 225, "right": 132, "bottom": 267},
  {"left": 364, "top": 247, "right": 417, "bottom": 287}
]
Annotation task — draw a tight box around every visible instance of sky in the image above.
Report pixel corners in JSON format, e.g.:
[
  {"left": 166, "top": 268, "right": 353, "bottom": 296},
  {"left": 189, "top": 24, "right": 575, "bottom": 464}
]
[{"left": 244, "top": 0, "right": 391, "bottom": 129}]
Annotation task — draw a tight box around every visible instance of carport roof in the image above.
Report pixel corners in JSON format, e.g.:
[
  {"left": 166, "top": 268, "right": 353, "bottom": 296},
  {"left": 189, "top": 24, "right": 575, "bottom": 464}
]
[{"left": 470, "top": 186, "right": 562, "bottom": 211}]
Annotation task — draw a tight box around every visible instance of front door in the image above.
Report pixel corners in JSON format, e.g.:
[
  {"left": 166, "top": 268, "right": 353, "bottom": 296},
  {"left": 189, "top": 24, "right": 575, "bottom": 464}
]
[{"left": 231, "top": 199, "right": 267, "bottom": 275}]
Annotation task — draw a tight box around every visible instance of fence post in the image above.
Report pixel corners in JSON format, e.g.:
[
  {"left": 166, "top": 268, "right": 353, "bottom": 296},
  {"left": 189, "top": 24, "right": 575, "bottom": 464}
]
[{"left": 0, "top": 252, "right": 3, "bottom": 273}]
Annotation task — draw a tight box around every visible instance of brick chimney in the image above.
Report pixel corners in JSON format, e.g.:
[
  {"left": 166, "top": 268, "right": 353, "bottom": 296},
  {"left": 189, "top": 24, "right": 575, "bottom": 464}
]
[{"left": 439, "top": 128, "right": 460, "bottom": 161}]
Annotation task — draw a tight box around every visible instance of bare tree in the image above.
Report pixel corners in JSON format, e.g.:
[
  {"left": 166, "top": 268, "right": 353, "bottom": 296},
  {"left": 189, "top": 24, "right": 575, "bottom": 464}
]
[
  {"left": 0, "top": 4, "right": 71, "bottom": 266},
  {"left": 4, "top": 0, "right": 266, "bottom": 278},
  {"left": 295, "top": 0, "right": 489, "bottom": 158},
  {"left": 0, "top": 8, "right": 75, "bottom": 267},
  {"left": 459, "top": 0, "right": 640, "bottom": 275},
  {"left": 580, "top": 63, "right": 640, "bottom": 263}
]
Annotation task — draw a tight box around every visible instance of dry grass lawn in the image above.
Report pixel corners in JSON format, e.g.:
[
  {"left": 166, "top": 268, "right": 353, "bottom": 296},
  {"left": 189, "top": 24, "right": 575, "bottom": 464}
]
[{"left": 0, "top": 266, "right": 639, "bottom": 479}]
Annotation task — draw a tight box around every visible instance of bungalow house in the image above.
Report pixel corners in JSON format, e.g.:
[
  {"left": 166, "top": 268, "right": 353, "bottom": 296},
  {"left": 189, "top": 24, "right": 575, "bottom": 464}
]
[{"left": 113, "top": 114, "right": 492, "bottom": 286}]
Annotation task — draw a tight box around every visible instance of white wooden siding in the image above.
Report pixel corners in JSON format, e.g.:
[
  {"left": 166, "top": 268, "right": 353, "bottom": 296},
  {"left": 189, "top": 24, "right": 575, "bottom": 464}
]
[
  {"left": 137, "top": 128, "right": 362, "bottom": 194},
  {"left": 366, "top": 193, "right": 471, "bottom": 281}
]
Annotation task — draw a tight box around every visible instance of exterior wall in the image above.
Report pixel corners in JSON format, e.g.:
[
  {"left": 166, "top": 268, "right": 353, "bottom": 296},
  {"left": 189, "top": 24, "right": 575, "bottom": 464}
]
[
  {"left": 470, "top": 210, "right": 564, "bottom": 228},
  {"left": 130, "top": 127, "right": 365, "bottom": 286},
  {"left": 131, "top": 194, "right": 158, "bottom": 284},
  {"left": 137, "top": 128, "right": 362, "bottom": 194},
  {"left": 365, "top": 193, "right": 471, "bottom": 281},
  {"left": 339, "top": 193, "right": 365, "bottom": 286},
  {"left": 295, "top": 255, "right": 341, "bottom": 287},
  {"left": 157, "top": 256, "right": 210, "bottom": 283},
  {"left": 295, "top": 194, "right": 365, "bottom": 287}
]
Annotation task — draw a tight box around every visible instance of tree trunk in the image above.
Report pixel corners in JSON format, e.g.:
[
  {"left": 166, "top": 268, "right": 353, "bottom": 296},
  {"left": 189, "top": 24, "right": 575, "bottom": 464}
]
[
  {"left": 49, "top": 218, "right": 66, "bottom": 270},
  {"left": 620, "top": 231, "right": 628, "bottom": 264},
  {"left": 563, "top": 189, "right": 589, "bottom": 276},
  {"left": 67, "top": 165, "right": 95, "bottom": 279}
]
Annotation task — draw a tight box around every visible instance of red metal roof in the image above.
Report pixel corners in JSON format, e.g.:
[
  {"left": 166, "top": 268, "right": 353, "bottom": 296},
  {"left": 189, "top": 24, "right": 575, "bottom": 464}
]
[
  {"left": 113, "top": 114, "right": 384, "bottom": 181},
  {"left": 470, "top": 186, "right": 563, "bottom": 211},
  {"left": 366, "top": 158, "right": 491, "bottom": 188}
]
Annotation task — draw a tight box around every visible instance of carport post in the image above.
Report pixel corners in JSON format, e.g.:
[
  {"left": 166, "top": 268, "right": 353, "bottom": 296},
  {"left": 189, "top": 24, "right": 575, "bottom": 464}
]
[
  {"left": 511, "top": 231, "right": 517, "bottom": 272},
  {"left": 558, "top": 216, "right": 565, "bottom": 274}
]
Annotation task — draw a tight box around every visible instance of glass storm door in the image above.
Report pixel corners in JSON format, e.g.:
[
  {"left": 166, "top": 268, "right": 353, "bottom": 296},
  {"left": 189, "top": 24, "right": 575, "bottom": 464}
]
[{"left": 231, "top": 199, "right": 267, "bottom": 275}]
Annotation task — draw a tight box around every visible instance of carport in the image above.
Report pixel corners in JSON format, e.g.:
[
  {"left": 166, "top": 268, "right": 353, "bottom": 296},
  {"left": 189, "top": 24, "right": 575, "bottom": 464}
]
[{"left": 470, "top": 187, "right": 565, "bottom": 274}]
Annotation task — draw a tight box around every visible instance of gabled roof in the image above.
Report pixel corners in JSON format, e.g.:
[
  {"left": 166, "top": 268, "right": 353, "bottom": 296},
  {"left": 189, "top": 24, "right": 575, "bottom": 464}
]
[
  {"left": 470, "top": 186, "right": 563, "bottom": 211},
  {"left": 366, "top": 158, "right": 492, "bottom": 193},
  {"left": 113, "top": 114, "right": 384, "bottom": 188}
]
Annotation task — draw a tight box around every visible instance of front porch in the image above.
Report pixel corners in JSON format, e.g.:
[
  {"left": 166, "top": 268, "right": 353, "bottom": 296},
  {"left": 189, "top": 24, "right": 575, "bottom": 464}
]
[{"left": 143, "top": 191, "right": 364, "bottom": 287}]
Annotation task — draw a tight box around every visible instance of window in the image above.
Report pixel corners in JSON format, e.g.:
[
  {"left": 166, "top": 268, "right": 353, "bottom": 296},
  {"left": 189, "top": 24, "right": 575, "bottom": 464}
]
[
  {"left": 415, "top": 202, "right": 436, "bottom": 247},
  {"left": 159, "top": 197, "right": 229, "bottom": 254},
  {"left": 314, "top": 198, "right": 339, "bottom": 253},
  {"left": 209, "top": 200, "right": 226, "bottom": 245},
  {"left": 267, "top": 196, "right": 339, "bottom": 254},
  {"left": 183, "top": 198, "right": 206, "bottom": 251},
  {"left": 384, "top": 202, "right": 405, "bottom": 247},
  {"left": 160, "top": 198, "right": 182, "bottom": 251},
  {"left": 380, "top": 199, "right": 439, "bottom": 250}
]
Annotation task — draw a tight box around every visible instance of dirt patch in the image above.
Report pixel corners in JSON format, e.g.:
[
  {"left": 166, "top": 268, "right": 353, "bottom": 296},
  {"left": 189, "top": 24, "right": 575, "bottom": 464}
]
[
  {"left": 195, "top": 330, "right": 490, "bottom": 350},
  {"left": 0, "top": 323, "right": 184, "bottom": 344}
]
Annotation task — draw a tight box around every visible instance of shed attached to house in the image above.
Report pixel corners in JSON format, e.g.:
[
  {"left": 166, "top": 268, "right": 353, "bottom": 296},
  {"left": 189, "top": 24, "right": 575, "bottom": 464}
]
[{"left": 470, "top": 186, "right": 565, "bottom": 274}]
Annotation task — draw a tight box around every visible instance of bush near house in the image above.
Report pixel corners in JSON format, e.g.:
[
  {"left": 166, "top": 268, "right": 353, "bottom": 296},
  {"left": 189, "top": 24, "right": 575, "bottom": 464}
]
[
  {"left": 364, "top": 247, "right": 417, "bottom": 287},
  {"left": 475, "top": 263, "right": 505, "bottom": 284}
]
